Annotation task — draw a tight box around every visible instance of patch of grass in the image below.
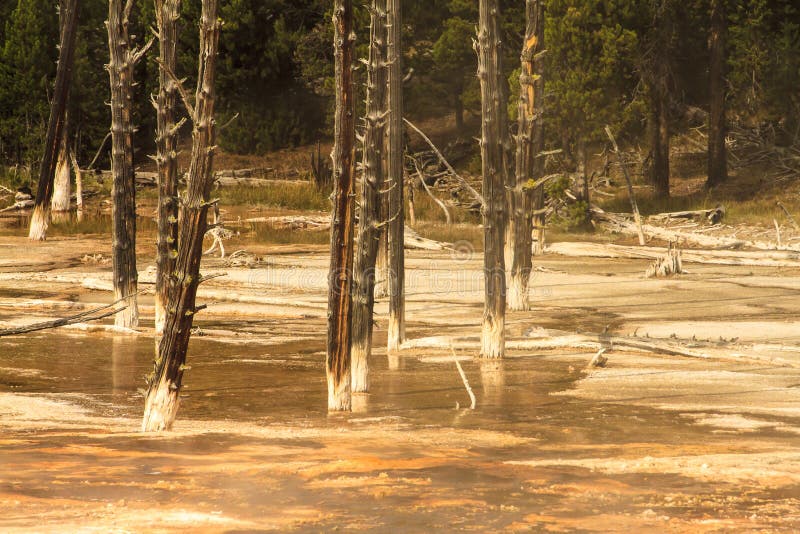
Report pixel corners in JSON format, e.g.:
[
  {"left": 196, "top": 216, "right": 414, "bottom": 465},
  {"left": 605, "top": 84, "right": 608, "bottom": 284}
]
[
  {"left": 235, "top": 223, "right": 330, "bottom": 246},
  {"left": 218, "top": 182, "right": 330, "bottom": 211}
]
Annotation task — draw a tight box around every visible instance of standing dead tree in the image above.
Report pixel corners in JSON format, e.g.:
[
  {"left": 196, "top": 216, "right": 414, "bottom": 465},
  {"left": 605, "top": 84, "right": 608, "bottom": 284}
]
[
  {"left": 706, "top": 0, "right": 728, "bottom": 188},
  {"left": 326, "top": 0, "right": 357, "bottom": 411},
  {"left": 477, "top": 0, "right": 507, "bottom": 358},
  {"left": 142, "top": 0, "right": 220, "bottom": 431},
  {"left": 154, "top": 0, "right": 183, "bottom": 336},
  {"left": 28, "top": 0, "right": 79, "bottom": 241},
  {"left": 508, "top": 0, "right": 544, "bottom": 311},
  {"left": 386, "top": 0, "right": 406, "bottom": 352},
  {"left": 351, "top": 1, "right": 387, "bottom": 393},
  {"left": 108, "top": 0, "right": 151, "bottom": 329}
]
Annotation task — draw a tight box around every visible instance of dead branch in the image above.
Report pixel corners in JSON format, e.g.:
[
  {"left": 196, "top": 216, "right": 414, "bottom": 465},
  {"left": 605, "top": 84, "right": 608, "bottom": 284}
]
[
  {"left": 403, "top": 118, "right": 484, "bottom": 207},
  {"left": 0, "top": 297, "right": 130, "bottom": 337}
]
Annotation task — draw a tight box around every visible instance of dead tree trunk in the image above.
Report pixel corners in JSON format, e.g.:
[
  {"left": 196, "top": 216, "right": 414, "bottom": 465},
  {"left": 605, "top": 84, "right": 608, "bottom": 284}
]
[
  {"left": 154, "top": 0, "right": 183, "bottom": 336},
  {"left": 649, "top": 83, "right": 670, "bottom": 198},
  {"left": 351, "top": 2, "right": 387, "bottom": 393},
  {"left": 508, "top": 0, "right": 544, "bottom": 311},
  {"left": 645, "top": 2, "right": 672, "bottom": 199},
  {"left": 326, "top": 0, "right": 357, "bottom": 411},
  {"left": 141, "top": 0, "right": 220, "bottom": 432},
  {"left": 52, "top": 116, "right": 71, "bottom": 213},
  {"left": 386, "top": 0, "right": 406, "bottom": 352},
  {"left": 706, "top": 0, "right": 727, "bottom": 188},
  {"left": 28, "top": 0, "right": 79, "bottom": 240},
  {"left": 478, "top": 0, "right": 507, "bottom": 358},
  {"left": 108, "top": 0, "right": 143, "bottom": 329}
]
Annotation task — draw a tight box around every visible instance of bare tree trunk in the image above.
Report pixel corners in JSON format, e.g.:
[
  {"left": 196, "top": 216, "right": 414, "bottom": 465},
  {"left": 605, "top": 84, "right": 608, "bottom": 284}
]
[
  {"left": 386, "top": 0, "right": 406, "bottom": 352},
  {"left": 51, "top": 121, "right": 72, "bottom": 213},
  {"left": 108, "top": 0, "right": 140, "bottom": 328},
  {"left": 141, "top": 0, "right": 220, "bottom": 432},
  {"left": 351, "top": 1, "right": 387, "bottom": 394},
  {"left": 28, "top": 0, "right": 79, "bottom": 241},
  {"left": 478, "top": 0, "right": 507, "bottom": 358},
  {"left": 154, "top": 0, "right": 182, "bottom": 336},
  {"left": 508, "top": 0, "right": 544, "bottom": 312},
  {"left": 706, "top": 0, "right": 727, "bottom": 188},
  {"left": 326, "top": 0, "right": 357, "bottom": 411}
]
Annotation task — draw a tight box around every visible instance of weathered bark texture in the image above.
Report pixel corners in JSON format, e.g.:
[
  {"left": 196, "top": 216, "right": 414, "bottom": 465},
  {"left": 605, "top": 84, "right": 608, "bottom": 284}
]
[
  {"left": 154, "top": 0, "right": 183, "bottom": 336},
  {"left": 68, "top": 149, "right": 84, "bottom": 215},
  {"left": 142, "top": 0, "right": 220, "bottom": 432},
  {"left": 28, "top": 0, "right": 79, "bottom": 241},
  {"left": 108, "top": 0, "right": 140, "bottom": 328},
  {"left": 706, "top": 0, "right": 728, "bottom": 188},
  {"left": 477, "top": 0, "right": 507, "bottom": 358},
  {"left": 386, "top": 0, "right": 406, "bottom": 352},
  {"left": 52, "top": 126, "right": 71, "bottom": 213},
  {"left": 326, "top": 0, "right": 357, "bottom": 411},
  {"left": 508, "top": 0, "right": 544, "bottom": 312},
  {"left": 351, "top": 2, "right": 387, "bottom": 393}
]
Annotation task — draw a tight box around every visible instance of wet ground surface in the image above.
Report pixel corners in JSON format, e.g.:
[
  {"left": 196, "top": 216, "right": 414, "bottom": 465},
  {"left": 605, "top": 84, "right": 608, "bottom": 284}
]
[{"left": 1, "top": 217, "right": 800, "bottom": 531}]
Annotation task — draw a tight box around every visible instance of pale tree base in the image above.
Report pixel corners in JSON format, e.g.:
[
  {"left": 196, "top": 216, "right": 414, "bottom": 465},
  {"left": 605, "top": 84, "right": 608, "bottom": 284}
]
[
  {"left": 115, "top": 293, "right": 139, "bottom": 329},
  {"left": 51, "top": 156, "right": 71, "bottom": 212},
  {"left": 351, "top": 341, "right": 370, "bottom": 393},
  {"left": 327, "top": 373, "right": 351, "bottom": 411},
  {"left": 507, "top": 273, "right": 530, "bottom": 311},
  {"left": 387, "top": 314, "right": 404, "bottom": 352},
  {"left": 480, "top": 317, "right": 505, "bottom": 359},
  {"left": 28, "top": 205, "right": 50, "bottom": 241},
  {"left": 533, "top": 227, "right": 546, "bottom": 256},
  {"left": 141, "top": 378, "right": 180, "bottom": 432}
]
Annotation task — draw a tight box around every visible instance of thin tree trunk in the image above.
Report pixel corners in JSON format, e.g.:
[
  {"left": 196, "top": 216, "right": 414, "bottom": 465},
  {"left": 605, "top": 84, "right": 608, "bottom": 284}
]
[
  {"left": 351, "top": 1, "right": 387, "bottom": 393},
  {"left": 28, "top": 0, "right": 79, "bottom": 241},
  {"left": 141, "top": 0, "right": 220, "bottom": 432},
  {"left": 154, "top": 0, "right": 182, "bottom": 336},
  {"left": 706, "top": 0, "right": 727, "bottom": 188},
  {"left": 648, "top": 84, "right": 670, "bottom": 198},
  {"left": 454, "top": 93, "right": 464, "bottom": 132},
  {"left": 478, "top": 0, "right": 507, "bottom": 358},
  {"left": 509, "top": 0, "right": 544, "bottom": 311},
  {"left": 68, "top": 149, "right": 83, "bottom": 217},
  {"left": 326, "top": 0, "right": 357, "bottom": 411},
  {"left": 386, "top": 0, "right": 406, "bottom": 352},
  {"left": 108, "top": 0, "right": 140, "bottom": 328}
]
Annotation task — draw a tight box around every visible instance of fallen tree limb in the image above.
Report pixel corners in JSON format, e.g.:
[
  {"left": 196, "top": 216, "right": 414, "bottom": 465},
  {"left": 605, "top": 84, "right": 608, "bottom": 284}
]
[
  {"left": 547, "top": 241, "right": 800, "bottom": 267},
  {"left": 648, "top": 206, "right": 725, "bottom": 224},
  {"left": 592, "top": 207, "right": 800, "bottom": 251},
  {"left": 0, "top": 299, "right": 128, "bottom": 337}
]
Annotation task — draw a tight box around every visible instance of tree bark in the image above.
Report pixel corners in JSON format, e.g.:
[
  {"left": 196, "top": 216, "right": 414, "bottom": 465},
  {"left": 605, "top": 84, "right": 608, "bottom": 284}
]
[
  {"left": 646, "top": 3, "right": 672, "bottom": 199},
  {"left": 154, "top": 0, "right": 182, "bottom": 336},
  {"left": 508, "top": 0, "right": 544, "bottom": 312},
  {"left": 706, "top": 0, "right": 727, "bottom": 188},
  {"left": 478, "top": 0, "right": 507, "bottom": 358},
  {"left": 51, "top": 129, "right": 72, "bottom": 213},
  {"left": 142, "top": 0, "right": 220, "bottom": 432},
  {"left": 28, "top": 0, "right": 79, "bottom": 241},
  {"left": 386, "top": 0, "right": 406, "bottom": 352},
  {"left": 351, "top": 1, "right": 387, "bottom": 393},
  {"left": 108, "top": 0, "right": 140, "bottom": 329},
  {"left": 326, "top": 0, "right": 357, "bottom": 411}
]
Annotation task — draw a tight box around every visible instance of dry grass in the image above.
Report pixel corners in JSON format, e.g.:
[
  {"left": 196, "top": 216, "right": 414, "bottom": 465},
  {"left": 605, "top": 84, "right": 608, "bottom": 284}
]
[{"left": 218, "top": 182, "right": 330, "bottom": 211}]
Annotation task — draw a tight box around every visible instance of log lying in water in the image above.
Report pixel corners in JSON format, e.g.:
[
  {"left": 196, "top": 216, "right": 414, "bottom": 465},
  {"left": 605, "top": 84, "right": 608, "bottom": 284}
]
[{"left": 547, "top": 241, "right": 800, "bottom": 267}]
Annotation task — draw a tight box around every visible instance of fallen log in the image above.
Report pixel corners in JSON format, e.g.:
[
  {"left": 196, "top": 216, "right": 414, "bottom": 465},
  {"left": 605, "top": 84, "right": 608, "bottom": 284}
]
[
  {"left": 648, "top": 206, "right": 725, "bottom": 224},
  {"left": 592, "top": 207, "right": 800, "bottom": 251},
  {"left": 547, "top": 241, "right": 800, "bottom": 267},
  {"left": 0, "top": 298, "right": 129, "bottom": 337},
  {"left": 0, "top": 199, "right": 35, "bottom": 212}
]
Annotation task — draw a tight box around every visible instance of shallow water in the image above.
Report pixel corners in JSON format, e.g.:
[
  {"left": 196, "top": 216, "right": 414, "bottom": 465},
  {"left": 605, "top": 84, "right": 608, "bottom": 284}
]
[{"left": 2, "top": 329, "right": 800, "bottom": 531}]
